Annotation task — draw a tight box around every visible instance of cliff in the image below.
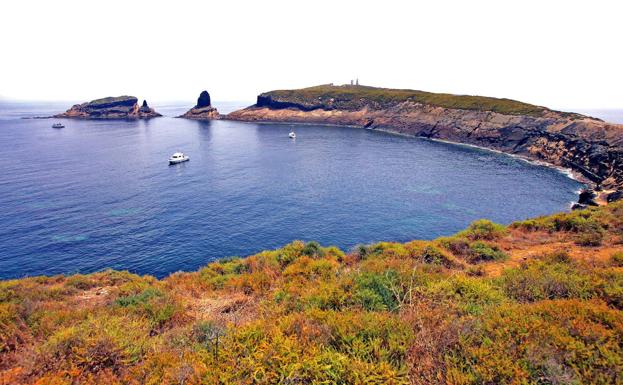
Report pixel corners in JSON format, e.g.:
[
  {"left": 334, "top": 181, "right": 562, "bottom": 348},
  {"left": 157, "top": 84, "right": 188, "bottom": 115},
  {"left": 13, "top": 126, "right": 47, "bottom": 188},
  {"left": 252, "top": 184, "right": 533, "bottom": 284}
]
[
  {"left": 55, "top": 96, "right": 161, "bottom": 119},
  {"left": 227, "top": 85, "right": 623, "bottom": 198},
  {"left": 1, "top": 202, "right": 622, "bottom": 384},
  {"left": 178, "top": 90, "right": 220, "bottom": 120}
]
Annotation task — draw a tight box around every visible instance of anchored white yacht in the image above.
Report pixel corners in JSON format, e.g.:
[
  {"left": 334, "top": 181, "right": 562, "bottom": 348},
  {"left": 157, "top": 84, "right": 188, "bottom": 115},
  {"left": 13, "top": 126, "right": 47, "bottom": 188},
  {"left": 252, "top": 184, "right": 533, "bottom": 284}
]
[
  {"left": 52, "top": 123, "right": 64, "bottom": 129},
  {"left": 169, "top": 152, "right": 189, "bottom": 165},
  {"left": 289, "top": 131, "right": 296, "bottom": 139}
]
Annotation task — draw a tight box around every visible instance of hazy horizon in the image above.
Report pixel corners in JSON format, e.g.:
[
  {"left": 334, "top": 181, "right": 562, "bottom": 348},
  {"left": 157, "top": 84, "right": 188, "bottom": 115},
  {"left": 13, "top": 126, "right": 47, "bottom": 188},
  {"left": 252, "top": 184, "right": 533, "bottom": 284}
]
[{"left": 1, "top": 0, "right": 622, "bottom": 109}]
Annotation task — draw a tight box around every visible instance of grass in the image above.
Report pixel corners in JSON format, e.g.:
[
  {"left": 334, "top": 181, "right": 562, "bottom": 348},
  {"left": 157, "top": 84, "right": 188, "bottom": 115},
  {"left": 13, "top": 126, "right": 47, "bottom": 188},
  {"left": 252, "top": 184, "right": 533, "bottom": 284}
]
[
  {"left": 1, "top": 202, "right": 622, "bottom": 384},
  {"left": 257, "top": 84, "right": 583, "bottom": 117},
  {"left": 88, "top": 96, "right": 137, "bottom": 106}
]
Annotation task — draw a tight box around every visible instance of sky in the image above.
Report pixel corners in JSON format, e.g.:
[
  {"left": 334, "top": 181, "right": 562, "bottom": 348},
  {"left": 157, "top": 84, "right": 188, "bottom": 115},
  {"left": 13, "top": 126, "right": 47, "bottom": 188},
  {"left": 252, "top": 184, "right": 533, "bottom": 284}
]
[{"left": 0, "top": 0, "right": 621, "bottom": 109}]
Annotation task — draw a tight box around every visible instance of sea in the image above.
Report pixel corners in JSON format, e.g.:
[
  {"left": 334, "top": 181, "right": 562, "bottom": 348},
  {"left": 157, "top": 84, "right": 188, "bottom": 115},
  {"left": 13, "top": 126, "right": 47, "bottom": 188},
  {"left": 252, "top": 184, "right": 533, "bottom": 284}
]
[{"left": 1, "top": 101, "right": 613, "bottom": 279}]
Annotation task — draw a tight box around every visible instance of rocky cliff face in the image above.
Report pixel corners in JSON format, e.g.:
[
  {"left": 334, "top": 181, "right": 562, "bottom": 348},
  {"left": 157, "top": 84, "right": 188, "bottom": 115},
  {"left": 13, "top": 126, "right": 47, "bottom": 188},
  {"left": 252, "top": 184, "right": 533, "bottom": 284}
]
[
  {"left": 55, "top": 96, "right": 161, "bottom": 119},
  {"left": 227, "top": 85, "right": 623, "bottom": 197},
  {"left": 178, "top": 90, "right": 220, "bottom": 120}
]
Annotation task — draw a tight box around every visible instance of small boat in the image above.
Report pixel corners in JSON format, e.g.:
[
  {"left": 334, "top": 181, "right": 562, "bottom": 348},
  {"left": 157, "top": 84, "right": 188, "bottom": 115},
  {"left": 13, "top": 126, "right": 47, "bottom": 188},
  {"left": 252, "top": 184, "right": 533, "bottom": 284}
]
[
  {"left": 52, "top": 123, "right": 65, "bottom": 129},
  {"left": 169, "top": 152, "right": 189, "bottom": 165},
  {"left": 288, "top": 131, "right": 296, "bottom": 139}
]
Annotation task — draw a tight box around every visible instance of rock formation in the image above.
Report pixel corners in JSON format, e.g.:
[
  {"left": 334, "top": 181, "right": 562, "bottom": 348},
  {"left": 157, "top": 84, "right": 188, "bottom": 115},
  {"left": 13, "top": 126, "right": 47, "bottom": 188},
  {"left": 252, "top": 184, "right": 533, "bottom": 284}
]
[
  {"left": 197, "top": 91, "right": 211, "bottom": 108},
  {"left": 227, "top": 84, "right": 623, "bottom": 198},
  {"left": 55, "top": 96, "right": 161, "bottom": 119},
  {"left": 178, "top": 90, "right": 220, "bottom": 120}
]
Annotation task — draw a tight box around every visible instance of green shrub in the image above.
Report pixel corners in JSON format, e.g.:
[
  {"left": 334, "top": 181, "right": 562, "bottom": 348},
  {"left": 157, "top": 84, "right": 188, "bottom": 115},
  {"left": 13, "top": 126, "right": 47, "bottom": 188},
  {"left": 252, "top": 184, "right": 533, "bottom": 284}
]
[
  {"left": 353, "top": 272, "right": 398, "bottom": 311},
  {"left": 597, "top": 269, "right": 623, "bottom": 309},
  {"left": 446, "top": 300, "right": 623, "bottom": 385},
  {"left": 115, "top": 288, "right": 163, "bottom": 307},
  {"left": 283, "top": 257, "right": 337, "bottom": 281},
  {"left": 466, "top": 242, "right": 507, "bottom": 263},
  {"left": 64, "top": 275, "right": 98, "bottom": 290},
  {"left": 610, "top": 252, "right": 623, "bottom": 267},
  {"left": 276, "top": 241, "right": 305, "bottom": 266},
  {"left": 114, "top": 287, "right": 180, "bottom": 329},
  {"left": 513, "top": 209, "right": 606, "bottom": 237},
  {"left": 575, "top": 223, "right": 605, "bottom": 246},
  {"left": 38, "top": 315, "right": 149, "bottom": 374},
  {"left": 425, "top": 276, "right": 505, "bottom": 315},
  {"left": 538, "top": 250, "right": 572, "bottom": 264},
  {"left": 193, "top": 320, "right": 222, "bottom": 346},
  {"left": 458, "top": 220, "right": 507, "bottom": 241},
  {"left": 501, "top": 261, "right": 595, "bottom": 302},
  {"left": 439, "top": 237, "right": 506, "bottom": 263},
  {"left": 352, "top": 243, "right": 385, "bottom": 260},
  {"left": 302, "top": 241, "right": 325, "bottom": 258},
  {"left": 438, "top": 236, "right": 470, "bottom": 256},
  {"left": 421, "top": 245, "right": 456, "bottom": 267},
  {"left": 466, "top": 266, "right": 486, "bottom": 277}
]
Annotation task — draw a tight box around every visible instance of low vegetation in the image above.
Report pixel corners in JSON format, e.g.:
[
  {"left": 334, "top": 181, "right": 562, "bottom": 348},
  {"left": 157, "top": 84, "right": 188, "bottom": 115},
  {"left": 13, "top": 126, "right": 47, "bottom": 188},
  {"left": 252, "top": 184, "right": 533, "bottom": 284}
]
[
  {"left": 259, "top": 84, "right": 586, "bottom": 118},
  {"left": 1, "top": 203, "right": 622, "bottom": 384}
]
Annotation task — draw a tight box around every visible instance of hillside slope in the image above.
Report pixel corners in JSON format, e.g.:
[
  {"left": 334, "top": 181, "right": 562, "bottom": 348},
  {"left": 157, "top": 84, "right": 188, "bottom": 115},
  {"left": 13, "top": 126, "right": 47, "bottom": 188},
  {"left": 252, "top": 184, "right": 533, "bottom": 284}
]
[
  {"left": 1, "top": 203, "right": 623, "bottom": 384},
  {"left": 228, "top": 85, "right": 623, "bottom": 198}
]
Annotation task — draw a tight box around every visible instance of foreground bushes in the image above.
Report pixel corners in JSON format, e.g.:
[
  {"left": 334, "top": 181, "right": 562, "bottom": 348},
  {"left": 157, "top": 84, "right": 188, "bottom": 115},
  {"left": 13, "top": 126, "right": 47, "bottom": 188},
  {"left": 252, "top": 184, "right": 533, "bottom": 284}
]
[
  {"left": 446, "top": 300, "right": 623, "bottom": 385},
  {"left": 1, "top": 203, "right": 622, "bottom": 384}
]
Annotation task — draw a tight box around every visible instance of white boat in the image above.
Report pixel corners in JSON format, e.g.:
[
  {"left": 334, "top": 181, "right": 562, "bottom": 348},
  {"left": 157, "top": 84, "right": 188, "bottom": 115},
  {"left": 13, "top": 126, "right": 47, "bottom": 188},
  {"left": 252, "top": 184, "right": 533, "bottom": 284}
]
[
  {"left": 52, "top": 123, "right": 64, "bottom": 129},
  {"left": 168, "top": 152, "right": 189, "bottom": 165},
  {"left": 289, "top": 131, "right": 296, "bottom": 139}
]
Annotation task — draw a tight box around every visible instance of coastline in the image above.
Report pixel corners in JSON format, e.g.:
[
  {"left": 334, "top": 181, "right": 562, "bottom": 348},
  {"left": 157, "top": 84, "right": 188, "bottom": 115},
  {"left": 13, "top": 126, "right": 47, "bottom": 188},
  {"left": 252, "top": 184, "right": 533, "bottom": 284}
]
[
  {"left": 223, "top": 116, "right": 591, "bottom": 203},
  {"left": 226, "top": 85, "right": 623, "bottom": 204}
]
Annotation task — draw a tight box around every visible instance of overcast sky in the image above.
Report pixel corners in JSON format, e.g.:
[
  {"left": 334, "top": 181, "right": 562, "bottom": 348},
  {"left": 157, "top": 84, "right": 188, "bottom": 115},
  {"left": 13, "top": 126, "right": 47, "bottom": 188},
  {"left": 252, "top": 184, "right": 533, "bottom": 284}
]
[{"left": 1, "top": 0, "right": 621, "bottom": 109}]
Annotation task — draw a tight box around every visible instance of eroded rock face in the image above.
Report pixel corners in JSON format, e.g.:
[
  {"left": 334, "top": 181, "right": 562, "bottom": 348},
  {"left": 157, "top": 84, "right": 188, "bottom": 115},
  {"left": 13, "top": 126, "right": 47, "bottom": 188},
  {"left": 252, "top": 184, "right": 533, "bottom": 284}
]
[
  {"left": 196, "top": 91, "right": 211, "bottom": 108},
  {"left": 178, "top": 90, "right": 220, "bottom": 120},
  {"left": 227, "top": 92, "right": 623, "bottom": 191},
  {"left": 55, "top": 96, "right": 161, "bottom": 119}
]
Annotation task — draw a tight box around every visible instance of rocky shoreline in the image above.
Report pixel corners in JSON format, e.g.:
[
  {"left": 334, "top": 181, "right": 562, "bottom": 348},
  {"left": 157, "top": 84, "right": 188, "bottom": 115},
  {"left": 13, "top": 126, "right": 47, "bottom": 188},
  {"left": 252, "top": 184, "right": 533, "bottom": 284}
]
[
  {"left": 55, "top": 96, "right": 161, "bottom": 119},
  {"left": 227, "top": 84, "right": 623, "bottom": 204}
]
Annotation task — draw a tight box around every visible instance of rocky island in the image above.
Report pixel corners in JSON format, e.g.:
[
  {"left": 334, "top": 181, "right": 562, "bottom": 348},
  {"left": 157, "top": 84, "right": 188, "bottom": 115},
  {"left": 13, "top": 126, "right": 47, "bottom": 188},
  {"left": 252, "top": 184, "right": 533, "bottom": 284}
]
[
  {"left": 178, "top": 90, "right": 220, "bottom": 120},
  {"left": 228, "top": 84, "right": 623, "bottom": 202},
  {"left": 55, "top": 96, "right": 161, "bottom": 119}
]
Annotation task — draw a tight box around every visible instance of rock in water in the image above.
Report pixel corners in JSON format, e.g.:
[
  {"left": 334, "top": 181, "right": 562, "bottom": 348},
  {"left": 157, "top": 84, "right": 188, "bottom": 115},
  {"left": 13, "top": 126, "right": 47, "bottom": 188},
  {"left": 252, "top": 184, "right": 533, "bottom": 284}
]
[
  {"left": 578, "top": 189, "right": 598, "bottom": 206},
  {"left": 178, "top": 90, "right": 220, "bottom": 120},
  {"left": 140, "top": 100, "right": 154, "bottom": 113},
  {"left": 55, "top": 96, "right": 161, "bottom": 119},
  {"left": 196, "top": 91, "right": 211, "bottom": 108}
]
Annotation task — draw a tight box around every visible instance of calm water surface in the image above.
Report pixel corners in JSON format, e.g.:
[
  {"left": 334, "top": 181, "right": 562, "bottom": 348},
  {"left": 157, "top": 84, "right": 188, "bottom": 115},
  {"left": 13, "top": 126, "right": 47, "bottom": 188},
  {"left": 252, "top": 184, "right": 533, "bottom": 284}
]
[{"left": 0, "top": 102, "right": 586, "bottom": 279}]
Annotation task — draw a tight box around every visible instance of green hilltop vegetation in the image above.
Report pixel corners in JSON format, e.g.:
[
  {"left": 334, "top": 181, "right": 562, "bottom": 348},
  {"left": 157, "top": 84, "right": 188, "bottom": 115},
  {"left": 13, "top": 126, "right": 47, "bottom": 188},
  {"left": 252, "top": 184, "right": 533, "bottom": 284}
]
[
  {"left": 260, "top": 84, "right": 585, "bottom": 118},
  {"left": 2, "top": 203, "right": 623, "bottom": 384},
  {"left": 87, "top": 96, "right": 137, "bottom": 106}
]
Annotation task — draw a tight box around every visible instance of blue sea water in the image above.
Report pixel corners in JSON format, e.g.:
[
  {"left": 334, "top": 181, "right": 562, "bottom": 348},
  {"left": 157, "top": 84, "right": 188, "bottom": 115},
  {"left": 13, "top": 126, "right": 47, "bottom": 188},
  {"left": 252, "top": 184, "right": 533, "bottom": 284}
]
[{"left": 0, "top": 101, "right": 587, "bottom": 279}]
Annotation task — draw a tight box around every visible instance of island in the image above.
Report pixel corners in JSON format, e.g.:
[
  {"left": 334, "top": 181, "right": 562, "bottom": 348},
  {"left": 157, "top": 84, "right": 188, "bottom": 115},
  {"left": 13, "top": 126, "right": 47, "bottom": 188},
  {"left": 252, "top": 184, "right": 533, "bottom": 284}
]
[
  {"left": 178, "top": 90, "right": 220, "bottom": 120},
  {"left": 55, "top": 96, "right": 161, "bottom": 119},
  {"left": 227, "top": 84, "right": 623, "bottom": 203}
]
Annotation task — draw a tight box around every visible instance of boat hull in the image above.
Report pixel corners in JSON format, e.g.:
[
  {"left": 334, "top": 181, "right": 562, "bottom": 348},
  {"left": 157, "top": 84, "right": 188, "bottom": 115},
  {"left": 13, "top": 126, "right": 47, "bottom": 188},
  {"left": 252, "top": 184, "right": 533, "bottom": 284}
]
[{"left": 169, "top": 158, "right": 189, "bottom": 165}]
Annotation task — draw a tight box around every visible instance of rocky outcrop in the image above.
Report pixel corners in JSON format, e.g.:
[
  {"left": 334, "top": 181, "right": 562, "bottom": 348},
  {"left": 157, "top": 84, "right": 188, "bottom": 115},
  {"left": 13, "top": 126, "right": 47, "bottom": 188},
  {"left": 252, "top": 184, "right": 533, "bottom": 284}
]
[
  {"left": 196, "top": 91, "right": 211, "bottom": 108},
  {"left": 178, "top": 90, "right": 220, "bottom": 120},
  {"left": 227, "top": 85, "right": 623, "bottom": 196},
  {"left": 55, "top": 96, "right": 161, "bottom": 119}
]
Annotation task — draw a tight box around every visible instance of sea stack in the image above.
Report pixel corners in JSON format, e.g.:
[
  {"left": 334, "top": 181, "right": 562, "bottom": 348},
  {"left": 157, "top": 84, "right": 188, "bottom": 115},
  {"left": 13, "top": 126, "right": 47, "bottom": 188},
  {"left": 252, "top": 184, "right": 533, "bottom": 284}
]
[
  {"left": 55, "top": 96, "right": 161, "bottom": 119},
  {"left": 178, "top": 90, "right": 220, "bottom": 120}
]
